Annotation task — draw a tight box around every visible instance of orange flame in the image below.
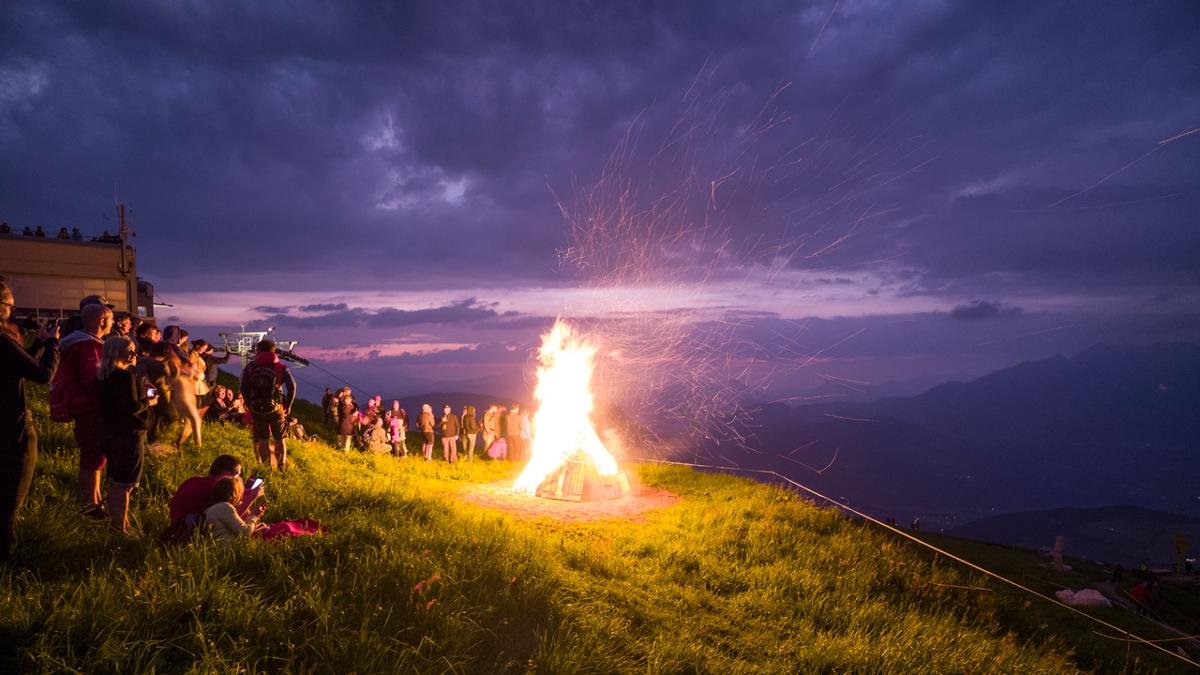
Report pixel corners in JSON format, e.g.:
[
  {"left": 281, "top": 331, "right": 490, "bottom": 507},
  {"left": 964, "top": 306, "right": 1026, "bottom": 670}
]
[{"left": 513, "top": 320, "right": 619, "bottom": 494}]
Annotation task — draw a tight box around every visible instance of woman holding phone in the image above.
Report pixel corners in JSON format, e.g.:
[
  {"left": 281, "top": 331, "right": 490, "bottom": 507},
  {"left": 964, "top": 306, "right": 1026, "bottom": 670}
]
[{"left": 97, "top": 335, "right": 157, "bottom": 535}]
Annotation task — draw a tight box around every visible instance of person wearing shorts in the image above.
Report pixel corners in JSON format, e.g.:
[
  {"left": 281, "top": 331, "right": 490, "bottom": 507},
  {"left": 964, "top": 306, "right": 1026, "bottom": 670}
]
[
  {"left": 240, "top": 340, "right": 296, "bottom": 470},
  {"left": 418, "top": 404, "right": 435, "bottom": 460}
]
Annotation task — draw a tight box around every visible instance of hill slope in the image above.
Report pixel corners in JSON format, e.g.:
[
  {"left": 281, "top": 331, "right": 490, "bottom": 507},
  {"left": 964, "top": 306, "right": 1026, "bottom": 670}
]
[{"left": 0, "top": 386, "right": 1190, "bottom": 671}]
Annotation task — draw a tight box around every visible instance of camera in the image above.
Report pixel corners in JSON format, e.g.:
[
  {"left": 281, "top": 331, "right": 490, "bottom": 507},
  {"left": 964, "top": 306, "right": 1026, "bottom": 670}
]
[{"left": 145, "top": 386, "right": 157, "bottom": 398}]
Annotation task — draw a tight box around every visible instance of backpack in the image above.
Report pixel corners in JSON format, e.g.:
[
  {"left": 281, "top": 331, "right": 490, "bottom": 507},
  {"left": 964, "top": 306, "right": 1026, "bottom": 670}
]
[
  {"left": 49, "top": 375, "right": 74, "bottom": 422},
  {"left": 49, "top": 346, "right": 80, "bottom": 422},
  {"left": 246, "top": 362, "right": 282, "bottom": 414}
]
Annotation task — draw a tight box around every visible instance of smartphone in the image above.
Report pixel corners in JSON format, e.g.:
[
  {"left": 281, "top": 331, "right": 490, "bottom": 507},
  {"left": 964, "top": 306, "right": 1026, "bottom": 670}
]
[
  {"left": 146, "top": 386, "right": 157, "bottom": 398},
  {"left": 247, "top": 477, "right": 264, "bottom": 490}
]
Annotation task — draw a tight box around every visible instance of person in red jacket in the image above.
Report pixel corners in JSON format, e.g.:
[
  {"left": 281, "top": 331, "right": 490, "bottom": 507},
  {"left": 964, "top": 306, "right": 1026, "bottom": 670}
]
[
  {"left": 52, "top": 303, "right": 113, "bottom": 518},
  {"left": 167, "top": 454, "right": 262, "bottom": 526}
]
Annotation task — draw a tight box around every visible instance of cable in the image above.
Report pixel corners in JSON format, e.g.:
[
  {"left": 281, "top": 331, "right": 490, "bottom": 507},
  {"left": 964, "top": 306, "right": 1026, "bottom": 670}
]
[
  {"left": 304, "top": 359, "right": 373, "bottom": 396},
  {"left": 636, "top": 458, "right": 1200, "bottom": 670},
  {"left": 1093, "top": 631, "right": 1200, "bottom": 644}
]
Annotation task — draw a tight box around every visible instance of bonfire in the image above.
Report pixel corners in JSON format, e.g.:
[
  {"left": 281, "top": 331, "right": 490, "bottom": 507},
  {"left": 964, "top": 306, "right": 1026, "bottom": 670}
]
[{"left": 513, "top": 320, "right": 630, "bottom": 501}]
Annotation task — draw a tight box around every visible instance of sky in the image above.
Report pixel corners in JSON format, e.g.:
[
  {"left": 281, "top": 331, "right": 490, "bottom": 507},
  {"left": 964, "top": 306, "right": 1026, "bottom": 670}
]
[{"left": 2, "top": 1, "right": 1198, "bottom": 408}]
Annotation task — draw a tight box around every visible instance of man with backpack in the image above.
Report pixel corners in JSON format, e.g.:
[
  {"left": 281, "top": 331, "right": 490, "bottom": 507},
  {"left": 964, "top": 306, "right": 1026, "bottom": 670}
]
[
  {"left": 50, "top": 303, "right": 113, "bottom": 518},
  {"left": 240, "top": 340, "right": 296, "bottom": 470}
]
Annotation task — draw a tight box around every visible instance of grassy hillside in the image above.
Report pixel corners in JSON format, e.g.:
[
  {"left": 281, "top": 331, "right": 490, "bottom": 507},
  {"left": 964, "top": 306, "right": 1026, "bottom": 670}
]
[{"left": 0, "top": 386, "right": 1189, "bottom": 672}]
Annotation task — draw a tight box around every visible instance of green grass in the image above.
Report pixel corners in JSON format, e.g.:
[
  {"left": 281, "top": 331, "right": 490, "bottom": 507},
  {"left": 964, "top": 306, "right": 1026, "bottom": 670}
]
[{"left": 0, "top": 386, "right": 1189, "bottom": 672}]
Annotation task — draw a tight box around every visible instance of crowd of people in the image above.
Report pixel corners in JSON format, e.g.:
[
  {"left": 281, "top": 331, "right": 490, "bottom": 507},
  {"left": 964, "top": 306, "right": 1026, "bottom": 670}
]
[
  {"left": 321, "top": 388, "right": 531, "bottom": 463},
  {"left": 1, "top": 276, "right": 535, "bottom": 564},
  {"left": 0, "top": 220, "right": 122, "bottom": 244},
  {"left": 1, "top": 280, "right": 299, "bottom": 560}
]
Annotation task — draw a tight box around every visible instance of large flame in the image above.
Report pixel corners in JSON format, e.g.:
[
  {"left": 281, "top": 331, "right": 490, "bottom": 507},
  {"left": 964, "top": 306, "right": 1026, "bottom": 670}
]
[{"left": 513, "top": 320, "right": 619, "bottom": 494}]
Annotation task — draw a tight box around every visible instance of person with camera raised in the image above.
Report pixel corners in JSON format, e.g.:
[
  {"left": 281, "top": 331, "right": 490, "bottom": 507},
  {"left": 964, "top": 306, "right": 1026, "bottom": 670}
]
[
  {"left": 0, "top": 280, "right": 60, "bottom": 563},
  {"left": 240, "top": 340, "right": 296, "bottom": 470}
]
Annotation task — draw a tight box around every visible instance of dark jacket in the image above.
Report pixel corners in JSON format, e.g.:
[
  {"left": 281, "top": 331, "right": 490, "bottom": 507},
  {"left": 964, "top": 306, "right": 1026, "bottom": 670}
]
[
  {"left": 336, "top": 398, "right": 359, "bottom": 436},
  {"left": 461, "top": 408, "right": 479, "bottom": 434},
  {"left": 440, "top": 412, "right": 460, "bottom": 437},
  {"left": 1, "top": 333, "right": 59, "bottom": 439},
  {"left": 97, "top": 368, "right": 152, "bottom": 437}
]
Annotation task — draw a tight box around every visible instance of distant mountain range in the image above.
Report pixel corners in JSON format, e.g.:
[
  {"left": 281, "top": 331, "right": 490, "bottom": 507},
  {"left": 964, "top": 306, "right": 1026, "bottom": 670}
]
[
  {"left": 714, "top": 342, "right": 1200, "bottom": 529},
  {"left": 948, "top": 505, "right": 1199, "bottom": 566}
]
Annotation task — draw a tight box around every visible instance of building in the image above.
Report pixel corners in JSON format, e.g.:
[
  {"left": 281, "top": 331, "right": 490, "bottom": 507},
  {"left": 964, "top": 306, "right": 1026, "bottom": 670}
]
[{"left": 0, "top": 206, "right": 154, "bottom": 320}]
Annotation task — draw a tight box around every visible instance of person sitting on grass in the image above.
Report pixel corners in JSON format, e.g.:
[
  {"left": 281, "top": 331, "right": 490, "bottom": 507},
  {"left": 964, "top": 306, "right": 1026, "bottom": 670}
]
[
  {"left": 204, "top": 385, "right": 231, "bottom": 422},
  {"left": 204, "top": 476, "right": 263, "bottom": 545},
  {"left": 167, "top": 454, "right": 262, "bottom": 528},
  {"left": 366, "top": 416, "right": 390, "bottom": 454},
  {"left": 221, "top": 392, "right": 248, "bottom": 425}
]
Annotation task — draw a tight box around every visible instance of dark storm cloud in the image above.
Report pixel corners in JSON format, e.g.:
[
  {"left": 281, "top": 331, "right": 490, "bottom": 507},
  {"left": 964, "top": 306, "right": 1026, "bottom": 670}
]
[
  {"left": 367, "top": 298, "right": 500, "bottom": 328},
  {"left": 255, "top": 298, "right": 507, "bottom": 329},
  {"left": 3, "top": 0, "right": 1198, "bottom": 392},
  {"left": 299, "top": 303, "right": 349, "bottom": 313},
  {"left": 948, "top": 300, "right": 1021, "bottom": 321},
  {"left": 3, "top": 1, "right": 1197, "bottom": 300}
]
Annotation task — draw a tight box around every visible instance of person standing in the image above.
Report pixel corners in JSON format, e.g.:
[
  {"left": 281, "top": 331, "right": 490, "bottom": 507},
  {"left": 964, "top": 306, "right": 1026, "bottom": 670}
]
[
  {"left": 334, "top": 388, "right": 358, "bottom": 452},
  {"left": 163, "top": 326, "right": 203, "bottom": 448},
  {"left": 0, "top": 281, "right": 60, "bottom": 563},
  {"left": 51, "top": 303, "right": 113, "bottom": 518},
  {"left": 460, "top": 405, "right": 479, "bottom": 461},
  {"left": 240, "top": 340, "right": 297, "bottom": 470},
  {"left": 417, "top": 404, "right": 435, "bottom": 460},
  {"left": 196, "top": 340, "right": 232, "bottom": 395},
  {"left": 96, "top": 335, "right": 156, "bottom": 535},
  {"left": 137, "top": 341, "right": 175, "bottom": 443},
  {"left": 396, "top": 398, "right": 415, "bottom": 451},
  {"left": 518, "top": 407, "right": 531, "bottom": 460},
  {"left": 481, "top": 403, "right": 499, "bottom": 455},
  {"left": 505, "top": 403, "right": 524, "bottom": 463},
  {"left": 135, "top": 322, "right": 160, "bottom": 358},
  {"left": 386, "top": 408, "right": 406, "bottom": 457},
  {"left": 320, "top": 388, "right": 334, "bottom": 428},
  {"left": 439, "top": 404, "right": 460, "bottom": 463}
]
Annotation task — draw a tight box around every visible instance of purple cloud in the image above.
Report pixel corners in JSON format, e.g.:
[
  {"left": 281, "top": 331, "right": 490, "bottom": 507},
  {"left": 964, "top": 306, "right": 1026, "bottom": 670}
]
[{"left": 949, "top": 300, "right": 1022, "bottom": 321}]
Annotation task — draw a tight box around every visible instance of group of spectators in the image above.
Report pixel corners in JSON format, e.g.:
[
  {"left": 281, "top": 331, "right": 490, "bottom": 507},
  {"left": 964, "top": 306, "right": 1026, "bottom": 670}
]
[
  {"left": 1, "top": 280, "right": 298, "bottom": 560},
  {"left": 321, "top": 388, "right": 532, "bottom": 464},
  {"left": 0, "top": 220, "right": 122, "bottom": 244}
]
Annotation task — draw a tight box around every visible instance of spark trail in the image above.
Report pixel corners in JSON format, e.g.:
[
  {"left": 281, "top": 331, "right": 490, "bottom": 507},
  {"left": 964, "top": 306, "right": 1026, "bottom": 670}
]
[{"left": 551, "top": 67, "right": 934, "bottom": 469}]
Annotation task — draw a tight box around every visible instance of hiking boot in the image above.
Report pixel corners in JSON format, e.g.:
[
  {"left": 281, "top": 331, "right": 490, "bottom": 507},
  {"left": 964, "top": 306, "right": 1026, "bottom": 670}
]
[{"left": 80, "top": 504, "right": 108, "bottom": 521}]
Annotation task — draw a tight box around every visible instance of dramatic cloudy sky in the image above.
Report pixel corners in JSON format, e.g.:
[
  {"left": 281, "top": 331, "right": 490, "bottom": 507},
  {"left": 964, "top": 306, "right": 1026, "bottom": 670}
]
[{"left": 2, "top": 1, "right": 1197, "bottom": 401}]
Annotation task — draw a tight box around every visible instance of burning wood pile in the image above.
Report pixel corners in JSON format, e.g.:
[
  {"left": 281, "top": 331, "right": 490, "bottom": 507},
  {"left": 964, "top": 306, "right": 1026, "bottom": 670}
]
[{"left": 513, "top": 320, "right": 631, "bottom": 502}]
